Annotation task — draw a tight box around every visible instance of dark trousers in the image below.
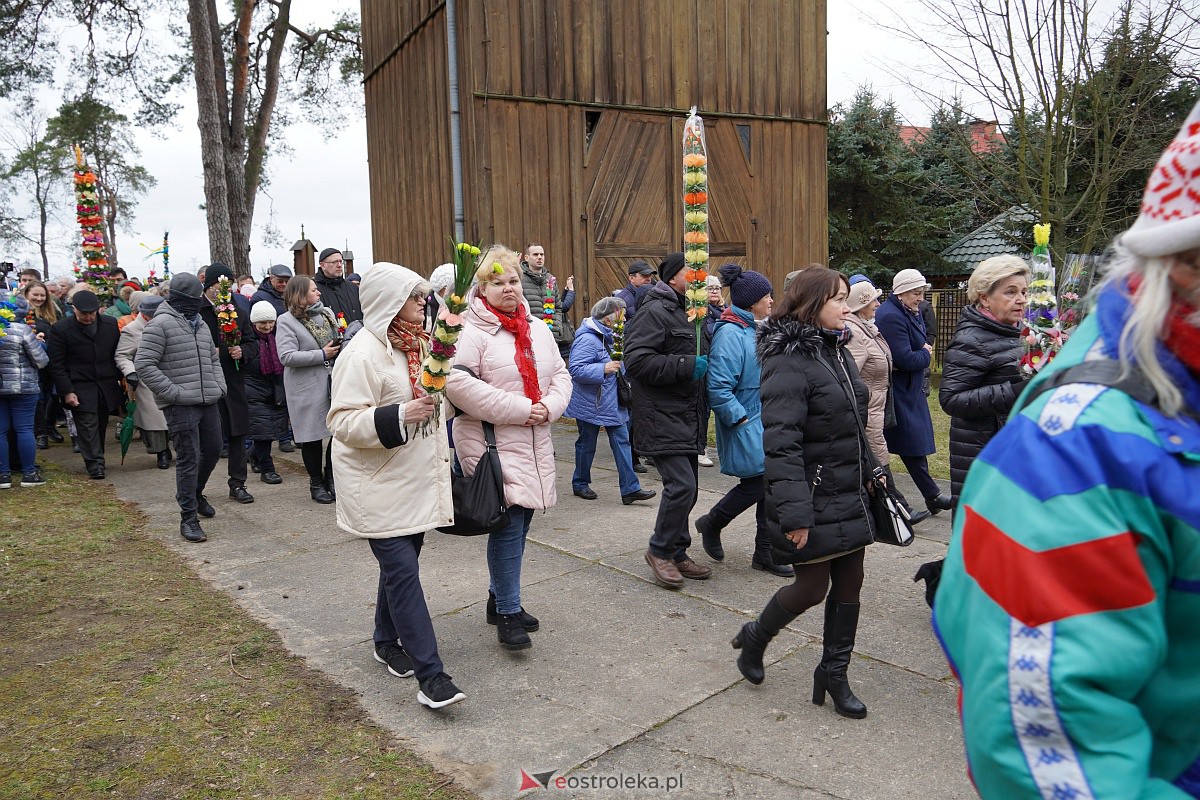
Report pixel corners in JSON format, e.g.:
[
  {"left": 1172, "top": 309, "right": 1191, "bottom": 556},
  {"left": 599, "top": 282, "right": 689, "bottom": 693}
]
[
  {"left": 369, "top": 534, "right": 444, "bottom": 683},
  {"left": 251, "top": 440, "right": 275, "bottom": 472},
  {"left": 73, "top": 403, "right": 110, "bottom": 474},
  {"left": 300, "top": 439, "right": 331, "bottom": 483},
  {"left": 165, "top": 404, "right": 223, "bottom": 521},
  {"left": 708, "top": 474, "right": 769, "bottom": 545},
  {"left": 217, "top": 399, "right": 247, "bottom": 488},
  {"left": 648, "top": 453, "right": 699, "bottom": 561},
  {"left": 899, "top": 454, "right": 941, "bottom": 500}
]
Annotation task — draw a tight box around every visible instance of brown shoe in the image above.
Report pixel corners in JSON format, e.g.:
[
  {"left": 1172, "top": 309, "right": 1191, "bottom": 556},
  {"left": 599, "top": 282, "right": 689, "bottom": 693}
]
[
  {"left": 675, "top": 557, "right": 712, "bottom": 580},
  {"left": 645, "top": 549, "right": 684, "bottom": 589}
]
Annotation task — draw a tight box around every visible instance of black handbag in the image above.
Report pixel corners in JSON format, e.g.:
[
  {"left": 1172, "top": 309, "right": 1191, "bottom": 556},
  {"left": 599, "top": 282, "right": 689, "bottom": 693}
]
[{"left": 437, "top": 420, "right": 507, "bottom": 536}]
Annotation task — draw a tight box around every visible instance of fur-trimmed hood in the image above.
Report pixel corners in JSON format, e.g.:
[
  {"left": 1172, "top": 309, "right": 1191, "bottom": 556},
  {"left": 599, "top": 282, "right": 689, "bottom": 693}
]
[{"left": 756, "top": 316, "right": 849, "bottom": 360}]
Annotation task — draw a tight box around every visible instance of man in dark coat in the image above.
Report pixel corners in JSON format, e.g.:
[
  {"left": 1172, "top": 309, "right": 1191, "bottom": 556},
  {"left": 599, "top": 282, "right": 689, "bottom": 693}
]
[
  {"left": 624, "top": 251, "right": 712, "bottom": 589},
  {"left": 314, "top": 247, "right": 363, "bottom": 324},
  {"left": 46, "top": 290, "right": 122, "bottom": 478},
  {"left": 615, "top": 260, "right": 656, "bottom": 319},
  {"left": 251, "top": 263, "right": 291, "bottom": 317},
  {"left": 199, "top": 264, "right": 254, "bottom": 504}
]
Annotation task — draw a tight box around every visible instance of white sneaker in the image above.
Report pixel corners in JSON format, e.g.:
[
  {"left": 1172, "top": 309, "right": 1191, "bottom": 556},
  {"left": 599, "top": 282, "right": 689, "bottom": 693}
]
[{"left": 697, "top": 451, "right": 714, "bottom": 467}]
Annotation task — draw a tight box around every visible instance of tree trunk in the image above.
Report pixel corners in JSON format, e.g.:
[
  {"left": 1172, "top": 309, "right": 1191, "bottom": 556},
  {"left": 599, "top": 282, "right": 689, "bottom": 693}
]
[{"left": 188, "top": 0, "right": 236, "bottom": 268}]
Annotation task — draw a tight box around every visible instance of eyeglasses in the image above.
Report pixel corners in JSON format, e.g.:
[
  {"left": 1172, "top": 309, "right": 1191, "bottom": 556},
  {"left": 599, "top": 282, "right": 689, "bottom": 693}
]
[{"left": 322, "top": 259, "right": 344, "bottom": 267}]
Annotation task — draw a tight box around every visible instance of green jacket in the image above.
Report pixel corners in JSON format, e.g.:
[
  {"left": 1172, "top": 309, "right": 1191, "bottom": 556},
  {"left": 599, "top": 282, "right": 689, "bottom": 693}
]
[{"left": 933, "top": 281, "right": 1200, "bottom": 799}]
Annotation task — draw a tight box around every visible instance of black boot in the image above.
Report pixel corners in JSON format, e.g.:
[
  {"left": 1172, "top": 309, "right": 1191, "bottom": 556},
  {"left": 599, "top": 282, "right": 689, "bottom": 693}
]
[
  {"left": 812, "top": 597, "right": 867, "bottom": 718},
  {"left": 157, "top": 450, "right": 171, "bottom": 470},
  {"left": 309, "top": 478, "right": 334, "bottom": 504},
  {"left": 71, "top": 435, "right": 80, "bottom": 453},
  {"left": 925, "top": 493, "right": 953, "bottom": 514},
  {"left": 486, "top": 590, "right": 539, "bottom": 631},
  {"left": 324, "top": 469, "right": 335, "bottom": 501},
  {"left": 731, "top": 595, "right": 798, "bottom": 685},
  {"left": 496, "top": 614, "right": 532, "bottom": 650},
  {"left": 695, "top": 511, "right": 728, "bottom": 561},
  {"left": 36, "top": 435, "right": 48, "bottom": 450},
  {"left": 751, "top": 543, "right": 794, "bottom": 577}
]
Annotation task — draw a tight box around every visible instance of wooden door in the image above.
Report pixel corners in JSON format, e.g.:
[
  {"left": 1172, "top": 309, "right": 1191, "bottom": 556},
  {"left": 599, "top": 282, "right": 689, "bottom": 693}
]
[{"left": 578, "top": 111, "right": 756, "bottom": 314}]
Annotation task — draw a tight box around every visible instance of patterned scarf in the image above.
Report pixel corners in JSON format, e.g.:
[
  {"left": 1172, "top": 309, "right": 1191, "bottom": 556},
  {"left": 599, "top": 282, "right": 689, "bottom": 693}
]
[
  {"left": 257, "top": 329, "right": 284, "bottom": 376},
  {"left": 301, "top": 307, "right": 336, "bottom": 348},
  {"left": 387, "top": 317, "right": 429, "bottom": 396},
  {"left": 483, "top": 297, "right": 541, "bottom": 402},
  {"left": 1166, "top": 291, "right": 1200, "bottom": 376}
]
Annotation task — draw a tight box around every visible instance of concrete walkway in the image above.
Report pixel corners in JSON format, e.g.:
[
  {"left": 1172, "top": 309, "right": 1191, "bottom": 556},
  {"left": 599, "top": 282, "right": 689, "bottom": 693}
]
[{"left": 61, "top": 423, "right": 972, "bottom": 799}]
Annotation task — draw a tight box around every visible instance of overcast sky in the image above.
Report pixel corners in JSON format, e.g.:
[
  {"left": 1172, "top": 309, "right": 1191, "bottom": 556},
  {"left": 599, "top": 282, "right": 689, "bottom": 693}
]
[{"left": 6, "top": 1, "right": 956, "bottom": 282}]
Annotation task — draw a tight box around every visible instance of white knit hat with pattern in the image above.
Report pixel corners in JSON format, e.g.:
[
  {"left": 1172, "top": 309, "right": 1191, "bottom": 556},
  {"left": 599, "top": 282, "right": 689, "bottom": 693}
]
[{"left": 1122, "top": 100, "right": 1200, "bottom": 258}]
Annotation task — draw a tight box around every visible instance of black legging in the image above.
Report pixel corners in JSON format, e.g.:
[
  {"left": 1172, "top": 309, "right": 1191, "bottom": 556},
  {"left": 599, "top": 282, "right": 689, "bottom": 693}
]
[
  {"left": 300, "top": 439, "right": 331, "bottom": 483},
  {"left": 774, "top": 548, "right": 866, "bottom": 614}
]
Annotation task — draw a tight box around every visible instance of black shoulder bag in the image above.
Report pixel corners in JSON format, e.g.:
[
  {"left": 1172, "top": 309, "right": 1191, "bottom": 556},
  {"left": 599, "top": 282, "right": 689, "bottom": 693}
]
[{"left": 436, "top": 366, "right": 508, "bottom": 536}]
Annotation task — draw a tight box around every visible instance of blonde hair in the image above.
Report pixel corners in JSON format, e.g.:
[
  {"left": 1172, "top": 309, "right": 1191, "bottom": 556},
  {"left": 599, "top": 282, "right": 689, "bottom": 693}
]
[
  {"left": 473, "top": 244, "right": 522, "bottom": 284},
  {"left": 22, "top": 280, "right": 59, "bottom": 324},
  {"left": 1098, "top": 248, "right": 1186, "bottom": 416},
  {"left": 968, "top": 255, "right": 1032, "bottom": 304}
]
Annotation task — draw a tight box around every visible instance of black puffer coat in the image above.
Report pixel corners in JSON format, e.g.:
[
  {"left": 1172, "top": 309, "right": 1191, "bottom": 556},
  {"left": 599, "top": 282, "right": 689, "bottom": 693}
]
[
  {"left": 314, "top": 271, "right": 363, "bottom": 324},
  {"left": 624, "top": 281, "right": 710, "bottom": 456},
  {"left": 757, "top": 317, "right": 873, "bottom": 564},
  {"left": 938, "top": 305, "right": 1025, "bottom": 501},
  {"left": 241, "top": 332, "right": 288, "bottom": 441}
]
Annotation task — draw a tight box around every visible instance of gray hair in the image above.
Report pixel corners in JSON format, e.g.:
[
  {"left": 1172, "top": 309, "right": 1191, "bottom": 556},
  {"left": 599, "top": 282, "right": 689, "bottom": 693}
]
[
  {"left": 1097, "top": 247, "right": 1185, "bottom": 416},
  {"left": 591, "top": 296, "right": 626, "bottom": 322},
  {"left": 968, "top": 255, "right": 1032, "bottom": 304}
]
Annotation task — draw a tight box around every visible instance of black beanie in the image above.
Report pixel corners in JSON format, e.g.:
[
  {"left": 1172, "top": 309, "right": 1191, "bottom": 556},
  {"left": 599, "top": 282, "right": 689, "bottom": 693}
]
[
  {"left": 203, "top": 263, "right": 234, "bottom": 290},
  {"left": 659, "top": 251, "right": 686, "bottom": 283},
  {"left": 318, "top": 247, "right": 342, "bottom": 264}
]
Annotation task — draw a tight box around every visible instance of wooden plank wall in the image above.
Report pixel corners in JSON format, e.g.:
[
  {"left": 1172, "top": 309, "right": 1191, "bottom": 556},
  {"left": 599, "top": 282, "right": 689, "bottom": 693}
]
[
  {"left": 460, "top": 0, "right": 825, "bottom": 121},
  {"left": 361, "top": 0, "right": 454, "bottom": 273},
  {"left": 361, "top": 0, "right": 827, "bottom": 298}
]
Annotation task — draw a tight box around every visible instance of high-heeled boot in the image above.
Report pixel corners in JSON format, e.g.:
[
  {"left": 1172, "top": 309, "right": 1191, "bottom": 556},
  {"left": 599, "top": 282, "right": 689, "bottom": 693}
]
[
  {"left": 812, "top": 597, "right": 867, "bottom": 718},
  {"left": 731, "top": 595, "right": 798, "bottom": 685}
]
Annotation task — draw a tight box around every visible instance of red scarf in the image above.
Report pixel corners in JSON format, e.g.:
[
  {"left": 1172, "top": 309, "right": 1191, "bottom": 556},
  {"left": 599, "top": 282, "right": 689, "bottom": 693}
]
[
  {"left": 1166, "top": 294, "right": 1200, "bottom": 375},
  {"left": 483, "top": 298, "right": 542, "bottom": 402},
  {"left": 1131, "top": 274, "right": 1200, "bottom": 375},
  {"left": 387, "top": 317, "right": 429, "bottom": 396}
]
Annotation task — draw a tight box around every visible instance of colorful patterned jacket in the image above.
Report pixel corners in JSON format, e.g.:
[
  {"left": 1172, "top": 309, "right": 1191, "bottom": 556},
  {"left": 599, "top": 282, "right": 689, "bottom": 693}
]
[{"left": 933, "top": 280, "right": 1200, "bottom": 799}]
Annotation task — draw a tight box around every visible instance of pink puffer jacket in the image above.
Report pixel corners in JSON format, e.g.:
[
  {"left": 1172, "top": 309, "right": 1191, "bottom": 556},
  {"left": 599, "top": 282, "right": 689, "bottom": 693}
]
[{"left": 446, "top": 291, "right": 572, "bottom": 511}]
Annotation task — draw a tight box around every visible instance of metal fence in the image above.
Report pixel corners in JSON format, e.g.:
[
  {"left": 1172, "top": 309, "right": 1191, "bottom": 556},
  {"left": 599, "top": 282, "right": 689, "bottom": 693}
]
[{"left": 929, "top": 288, "right": 967, "bottom": 371}]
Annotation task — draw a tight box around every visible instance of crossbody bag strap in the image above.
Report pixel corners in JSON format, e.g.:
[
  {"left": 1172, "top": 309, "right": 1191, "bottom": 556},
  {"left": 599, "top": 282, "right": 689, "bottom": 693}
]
[
  {"left": 813, "top": 350, "right": 886, "bottom": 482},
  {"left": 451, "top": 363, "right": 498, "bottom": 447}
]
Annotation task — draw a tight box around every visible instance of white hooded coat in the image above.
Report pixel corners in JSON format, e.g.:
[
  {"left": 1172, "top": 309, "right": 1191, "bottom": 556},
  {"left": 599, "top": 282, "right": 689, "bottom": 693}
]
[{"left": 327, "top": 262, "right": 454, "bottom": 538}]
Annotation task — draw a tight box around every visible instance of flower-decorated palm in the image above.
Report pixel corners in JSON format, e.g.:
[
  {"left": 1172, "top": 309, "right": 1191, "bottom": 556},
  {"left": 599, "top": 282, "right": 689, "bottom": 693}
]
[
  {"left": 418, "top": 240, "right": 480, "bottom": 432},
  {"left": 682, "top": 108, "right": 710, "bottom": 352},
  {"left": 215, "top": 276, "right": 242, "bottom": 370}
]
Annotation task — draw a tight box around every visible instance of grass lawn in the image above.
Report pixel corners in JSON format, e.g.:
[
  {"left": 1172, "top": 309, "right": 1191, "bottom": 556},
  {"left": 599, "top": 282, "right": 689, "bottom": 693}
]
[
  {"left": 891, "top": 381, "right": 952, "bottom": 482},
  {"left": 0, "top": 465, "right": 476, "bottom": 800}
]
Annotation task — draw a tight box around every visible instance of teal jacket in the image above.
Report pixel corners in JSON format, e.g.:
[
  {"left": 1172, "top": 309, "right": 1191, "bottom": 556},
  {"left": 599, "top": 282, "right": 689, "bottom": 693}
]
[
  {"left": 933, "top": 280, "right": 1200, "bottom": 798},
  {"left": 706, "top": 306, "right": 763, "bottom": 478}
]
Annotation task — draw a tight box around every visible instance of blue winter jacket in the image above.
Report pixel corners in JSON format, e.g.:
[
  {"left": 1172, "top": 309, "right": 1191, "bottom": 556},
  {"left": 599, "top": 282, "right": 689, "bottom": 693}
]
[
  {"left": 875, "top": 292, "right": 935, "bottom": 455},
  {"left": 707, "top": 306, "right": 764, "bottom": 477},
  {"left": 565, "top": 317, "right": 627, "bottom": 428},
  {"left": 0, "top": 320, "right": 49, "bottom": 396}
]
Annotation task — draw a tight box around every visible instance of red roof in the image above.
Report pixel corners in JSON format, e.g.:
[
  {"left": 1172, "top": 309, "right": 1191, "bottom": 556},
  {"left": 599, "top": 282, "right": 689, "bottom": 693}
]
[{"left": 899, "top": 120, "right": 1005, "bottom": 154}]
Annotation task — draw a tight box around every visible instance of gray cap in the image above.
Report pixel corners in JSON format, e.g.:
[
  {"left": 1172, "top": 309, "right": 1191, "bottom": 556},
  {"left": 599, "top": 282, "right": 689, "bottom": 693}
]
[
  {"left": 170, "top": 272, "right": 204, "bottom": 299},
  {"left": 268, "top": 263, "right": 293, "bottom": 278},
  {"left": 591, "top": 296, "right": 627, "bottom": 320},
  {"left": 139, "top": 295, "right": 165, "bottom": 316}
]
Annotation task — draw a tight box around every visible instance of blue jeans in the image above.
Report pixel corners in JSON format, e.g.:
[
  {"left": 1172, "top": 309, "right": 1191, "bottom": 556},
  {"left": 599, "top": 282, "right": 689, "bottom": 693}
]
[
  {"left": 572, "top": 420, "right": 640, "bottom": 495},
  {"left": 0, "top": 393, "right": 39, "bottom": 476},
  {"left": 488, "top": 505, "right": 534, "bottom": 615}
]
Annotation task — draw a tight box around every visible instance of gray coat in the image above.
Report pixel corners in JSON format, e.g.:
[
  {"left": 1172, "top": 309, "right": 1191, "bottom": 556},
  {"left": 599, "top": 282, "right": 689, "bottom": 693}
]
[
  {"left": 134, "top": 302, "right": 227, "bottom": 408},
  {"left": 275, "top": 309, "right": 334, "bottom": 443},
  {"left": 114, "top": 314, "right": 169, "bottom": 431},
  {"left": 0, "top": 321, "right": 49, "bottom": 395}
]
